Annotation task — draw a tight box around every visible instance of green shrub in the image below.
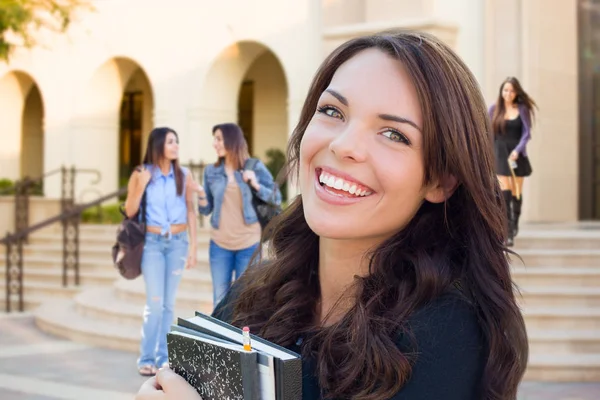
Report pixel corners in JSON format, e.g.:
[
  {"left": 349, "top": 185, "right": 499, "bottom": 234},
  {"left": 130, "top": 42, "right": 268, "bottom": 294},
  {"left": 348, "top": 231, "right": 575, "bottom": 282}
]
[
  {"left": 0, "top": 178, "right": 14, "bottom": 195},
  {"left": 81, "top": 203, "right": 123, "bottom": 224},
  {"left": 0, "top": 178, "right": 43, "bottom": 196},
  {"left": 264, "top": 148, "right": 287, "bottom": 201}
]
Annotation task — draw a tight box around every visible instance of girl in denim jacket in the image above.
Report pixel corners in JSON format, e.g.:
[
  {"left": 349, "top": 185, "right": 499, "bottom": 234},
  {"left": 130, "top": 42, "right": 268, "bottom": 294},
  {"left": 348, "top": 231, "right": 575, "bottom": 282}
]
[{"left": 192, "top": 123, "right": 281, "bottom": 307}]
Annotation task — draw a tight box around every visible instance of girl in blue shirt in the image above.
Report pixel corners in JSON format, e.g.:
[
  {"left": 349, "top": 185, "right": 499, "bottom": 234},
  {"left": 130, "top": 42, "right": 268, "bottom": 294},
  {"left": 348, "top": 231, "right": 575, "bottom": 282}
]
[{"left": 124, "top": 127, "right": 198, "bottom": 377}]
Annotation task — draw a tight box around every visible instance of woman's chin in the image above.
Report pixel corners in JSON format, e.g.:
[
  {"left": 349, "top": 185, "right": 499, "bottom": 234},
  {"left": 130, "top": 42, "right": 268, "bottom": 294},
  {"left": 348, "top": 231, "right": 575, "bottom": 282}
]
[{"left": 305, "top": 214, "right": 362, "bottom": 240}]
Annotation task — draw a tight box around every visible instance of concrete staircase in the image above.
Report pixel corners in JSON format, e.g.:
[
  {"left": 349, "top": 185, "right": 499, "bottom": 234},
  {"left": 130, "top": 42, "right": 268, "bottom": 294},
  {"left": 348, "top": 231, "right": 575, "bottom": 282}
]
[
  {"left": 512, "top": 224, "right": 600, "bottom": 382},
  {"left": 0, "top": 224, "right": 215, "bottom": 352},
  {"left": 2, "top": 222, "right": 600, "bottom": 382}
]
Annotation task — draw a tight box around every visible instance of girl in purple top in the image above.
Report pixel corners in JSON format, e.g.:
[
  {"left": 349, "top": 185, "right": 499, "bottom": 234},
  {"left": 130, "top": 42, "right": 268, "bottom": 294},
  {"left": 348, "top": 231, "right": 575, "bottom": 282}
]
[{"left": 488, "top": 77, "right": 537, "bottom": 246}]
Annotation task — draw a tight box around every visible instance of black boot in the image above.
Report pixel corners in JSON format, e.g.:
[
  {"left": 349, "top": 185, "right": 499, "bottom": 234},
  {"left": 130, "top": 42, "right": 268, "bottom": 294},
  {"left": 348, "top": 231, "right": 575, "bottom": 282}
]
[
  {"left": 512, "top": 195, "right": 522, "bottom": 237},
  {"left": 502, "top": 190, "right": 514, "bottom": 247}
]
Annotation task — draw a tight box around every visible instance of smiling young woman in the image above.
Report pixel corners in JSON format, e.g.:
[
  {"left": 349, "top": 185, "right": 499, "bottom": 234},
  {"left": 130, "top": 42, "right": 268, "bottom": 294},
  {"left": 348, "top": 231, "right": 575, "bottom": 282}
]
[{"left": 136, "top": 31, "right": 527, "bottom": 400}]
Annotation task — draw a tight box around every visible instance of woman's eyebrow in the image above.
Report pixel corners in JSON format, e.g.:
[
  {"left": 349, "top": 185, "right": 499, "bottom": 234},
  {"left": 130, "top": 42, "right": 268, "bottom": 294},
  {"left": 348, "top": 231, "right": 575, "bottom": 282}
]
[
  {"left": 325, "top": 89, "right": 348, "bottom": 106},
  {"left": 325, "top": 88, "right": 422, "bottom": 132},
  {"left": 379, "top": 114, "right": 422, "bottom": 132}
]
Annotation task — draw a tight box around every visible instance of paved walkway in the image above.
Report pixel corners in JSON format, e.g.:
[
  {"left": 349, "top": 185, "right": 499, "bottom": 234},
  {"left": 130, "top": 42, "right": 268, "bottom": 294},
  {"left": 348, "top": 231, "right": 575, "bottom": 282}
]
[{"left": 0, "top": 313, "right": 599, "bottom": 399}]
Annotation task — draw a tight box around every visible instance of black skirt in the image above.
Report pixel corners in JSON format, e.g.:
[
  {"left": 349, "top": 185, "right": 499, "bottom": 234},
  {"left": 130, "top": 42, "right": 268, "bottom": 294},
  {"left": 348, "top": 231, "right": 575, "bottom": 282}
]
[{"left": 494, "top": 115, "right": 532, "bottom": 177}]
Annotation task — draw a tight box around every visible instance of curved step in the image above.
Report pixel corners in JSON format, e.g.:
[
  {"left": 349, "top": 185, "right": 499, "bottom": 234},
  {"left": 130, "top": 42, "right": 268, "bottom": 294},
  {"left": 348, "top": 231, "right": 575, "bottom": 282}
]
[
  {"left": 0, "top": 267, "right": 119, "bottom": 287},
  {"left": 74, "top": 287, "right": 211, "bottom": 326},
  {"left": 114, "top": 277, "right": 213, "bottom": 311},
  {"left": 34, "top": 299, "right": 140, "bottom": 352}
]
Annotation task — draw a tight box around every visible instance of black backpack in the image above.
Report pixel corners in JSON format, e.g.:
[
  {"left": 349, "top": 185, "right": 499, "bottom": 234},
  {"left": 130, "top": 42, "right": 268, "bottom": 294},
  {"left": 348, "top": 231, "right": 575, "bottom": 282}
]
[{"left": 243, "top": 158, "right": 282, "bottom": 233}]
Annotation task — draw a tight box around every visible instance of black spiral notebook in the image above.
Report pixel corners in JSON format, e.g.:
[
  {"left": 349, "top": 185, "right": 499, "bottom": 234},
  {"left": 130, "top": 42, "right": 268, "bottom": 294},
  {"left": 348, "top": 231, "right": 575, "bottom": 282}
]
[{"left": 167, "top": 312, "right": 302, "bottom": 400}]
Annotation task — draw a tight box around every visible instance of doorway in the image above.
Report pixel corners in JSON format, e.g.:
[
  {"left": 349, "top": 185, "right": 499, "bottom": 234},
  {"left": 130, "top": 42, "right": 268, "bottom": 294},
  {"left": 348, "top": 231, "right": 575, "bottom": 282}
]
[
  {"left": 579, "top": 0, "right": 600, "bottom": 219},
  {"left": 119, "top": 91, "right": 143, "bottom": 189}
]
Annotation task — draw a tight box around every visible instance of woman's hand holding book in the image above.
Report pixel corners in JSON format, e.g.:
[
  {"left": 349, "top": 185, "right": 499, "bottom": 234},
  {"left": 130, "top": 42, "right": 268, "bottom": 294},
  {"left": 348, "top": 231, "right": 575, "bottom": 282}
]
[{"left": 136, "top": 367, "right": 201, "bottom": 400}]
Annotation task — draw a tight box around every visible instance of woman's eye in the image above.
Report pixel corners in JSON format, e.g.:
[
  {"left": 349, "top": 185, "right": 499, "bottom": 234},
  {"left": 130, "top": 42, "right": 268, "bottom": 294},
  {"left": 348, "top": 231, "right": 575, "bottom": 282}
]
[
  {"left": 317, "top": 105, "right": 343, "bottom": 120},
  {"left": 381, "top": 129, "right": 410, "bottom": 145}
]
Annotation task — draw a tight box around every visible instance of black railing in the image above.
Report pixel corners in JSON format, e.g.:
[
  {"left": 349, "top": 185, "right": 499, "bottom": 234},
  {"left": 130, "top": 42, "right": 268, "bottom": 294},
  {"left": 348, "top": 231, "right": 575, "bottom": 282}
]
[
  {"left": 1, "top": 166, "right": 102, "bottom": 312},
  {"left": 2, "top": 161, "right": 206, "bottom": 313}
]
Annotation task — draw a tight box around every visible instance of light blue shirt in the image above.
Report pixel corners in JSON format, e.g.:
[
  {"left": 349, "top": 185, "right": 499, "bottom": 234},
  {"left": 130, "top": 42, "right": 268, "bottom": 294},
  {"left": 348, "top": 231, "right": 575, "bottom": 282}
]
[{"left": 144, "top": 164, "right": 188, "bottom": 235}]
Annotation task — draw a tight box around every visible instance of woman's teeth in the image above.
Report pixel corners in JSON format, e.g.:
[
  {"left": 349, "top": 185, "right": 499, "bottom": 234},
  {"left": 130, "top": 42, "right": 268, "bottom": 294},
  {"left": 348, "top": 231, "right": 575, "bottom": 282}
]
[{"left": 318, "top": 171, "right": 372, "bottom": 197}]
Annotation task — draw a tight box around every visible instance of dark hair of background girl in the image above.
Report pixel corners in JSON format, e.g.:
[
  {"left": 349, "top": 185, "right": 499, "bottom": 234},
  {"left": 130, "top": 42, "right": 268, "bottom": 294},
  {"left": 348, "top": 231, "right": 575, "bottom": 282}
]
[
  {"left": 212, "top": 123, "right": 250, "bottom": 170},
  {"left": 492, "top": 76, "right": 537, "bottom": 135},
  {"left": 230, "top": 31, "right": 528, "bottom": 400},
  {"left": 142, "top": 127, "right": 184, "bottom": 196}
]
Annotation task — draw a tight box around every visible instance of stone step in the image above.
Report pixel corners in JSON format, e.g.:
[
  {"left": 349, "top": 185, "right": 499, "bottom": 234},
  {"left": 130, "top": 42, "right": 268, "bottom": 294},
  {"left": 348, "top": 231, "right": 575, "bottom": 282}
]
[
  {"left": 528, "top": 329, "right": 600, "bottom": 354},
  {"left": 0, "top": 252, "right": 211, "bottom": 272},
  {"left": 525, "top": 353, "right": 600, "bottom": 381},
  {"left": 512, "top": 267, "right": 600, "bottom": 287},
  {"left": 0, "top": 267, "right": 119, "bottom": 287},
  {"left": 514, "top": 228, "right": 600, "bottom": 250},
  {"left": 512, "top": 249, "right": 600, "bottom": 267},
  {"left": 35, "top": 300, "right": 141, "bottom": 352},
  {"left": 117, "top": 269, "right": 213, "bottom": 293},
  {"left": 114, "top": 278, "right": 213, "bottom": 311},
  {"left": 0, "top": 283, "right": 81, "bottom": 307},
  {"left": 74, "top": 287, "right": 212, "bottom": 327},
  {"left": 518, "top": 286, "right": 600, "bottom": 307},
  {"left": 22, "top": 242, "right": 211, "bottom": 259},
  {"left": 0, "top": 294, "right": 46, "bottom": 312},
  {"left": 523, "top": 307, "right": 600, "bottom": 331},
  {"left": 27, "top": 232, "right": 212, "bottom": 248}
]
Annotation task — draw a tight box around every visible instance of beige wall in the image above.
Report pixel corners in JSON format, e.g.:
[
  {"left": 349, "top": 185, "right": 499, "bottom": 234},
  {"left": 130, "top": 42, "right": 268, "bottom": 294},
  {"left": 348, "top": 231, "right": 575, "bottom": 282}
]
[
  {"left": 484, "top": 0, "right": 579, "bottom": 222},
  {"left": 0, "top": 0, "right": 583, "bottom": 222},
  {"left": 0, "top": 0, "right": 321, "bottom": 200},
  {"left": 0, "top": 197, "right": 61, "bottom": 235}
]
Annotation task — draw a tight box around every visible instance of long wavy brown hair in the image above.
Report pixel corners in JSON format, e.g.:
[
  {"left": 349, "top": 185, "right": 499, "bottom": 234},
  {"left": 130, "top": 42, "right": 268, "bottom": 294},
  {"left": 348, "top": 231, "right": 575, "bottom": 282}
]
[
  {"left": 142, "top": 127, "right": 184, "bottom": 196},
  {"left": 213, "top": 123, "right": 250, "bottom": 170},
  {"left": 492, "top": 76, "right": 537, "bottom": 135},
  {"left": 231, "top": 31, "right": 528, "bottom": 400}
]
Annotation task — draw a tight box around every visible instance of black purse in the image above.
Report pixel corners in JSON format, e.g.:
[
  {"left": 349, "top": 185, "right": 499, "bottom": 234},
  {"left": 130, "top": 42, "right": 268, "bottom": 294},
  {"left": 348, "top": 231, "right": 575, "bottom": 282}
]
[{"left": 243, "top": 158, "right": 282, "bottom": 231}]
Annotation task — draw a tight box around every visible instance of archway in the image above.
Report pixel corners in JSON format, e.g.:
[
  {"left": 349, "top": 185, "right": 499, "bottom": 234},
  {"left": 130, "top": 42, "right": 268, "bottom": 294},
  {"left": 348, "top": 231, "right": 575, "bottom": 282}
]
[
  {"left": 238, "top": 50, "right": 288, "bottom": 160},
  {"left": 0, "top": 71, "right": 44, "bottom": 183},
  {"left": 73, "top": 58, "right": 153, "bottom": 197},
  {"left": 199, "top": 42, "right": 289, "bottom": 197}
]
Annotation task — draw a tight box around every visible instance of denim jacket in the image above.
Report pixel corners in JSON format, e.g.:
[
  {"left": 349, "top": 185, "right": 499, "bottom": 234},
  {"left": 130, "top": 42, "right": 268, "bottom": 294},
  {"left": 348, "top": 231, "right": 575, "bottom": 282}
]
[{"left": 198, "top": 159, "right": 282, "bottom": 229}]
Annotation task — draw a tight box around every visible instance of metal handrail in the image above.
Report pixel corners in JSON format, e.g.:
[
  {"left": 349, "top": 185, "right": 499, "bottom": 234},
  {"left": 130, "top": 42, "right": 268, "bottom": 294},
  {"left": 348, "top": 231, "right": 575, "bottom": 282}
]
[
  {"left": 1, "top": 187, "right": 126, "bottom": 245},
  {"left": 0, "top": 168, "right": 101, "bottom": 196}
]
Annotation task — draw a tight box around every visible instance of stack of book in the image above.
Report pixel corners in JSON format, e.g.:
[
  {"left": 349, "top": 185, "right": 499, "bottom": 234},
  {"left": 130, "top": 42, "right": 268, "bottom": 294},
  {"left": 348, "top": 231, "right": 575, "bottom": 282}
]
[{"left": 167, "top": 312, "right": 302, "bottom": 400}]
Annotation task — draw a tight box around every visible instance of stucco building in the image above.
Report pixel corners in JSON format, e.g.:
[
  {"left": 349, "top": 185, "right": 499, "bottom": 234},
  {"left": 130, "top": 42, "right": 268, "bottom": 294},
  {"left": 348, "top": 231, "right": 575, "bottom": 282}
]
[{"left": 0, "top": 0, "right": 595, "bottom": 224}]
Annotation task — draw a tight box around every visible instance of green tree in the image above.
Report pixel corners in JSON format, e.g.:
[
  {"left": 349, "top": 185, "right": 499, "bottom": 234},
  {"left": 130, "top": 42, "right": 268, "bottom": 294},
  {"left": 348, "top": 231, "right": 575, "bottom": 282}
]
[{"left": 0, "top": 0, "right": 91, "bottom": 62}]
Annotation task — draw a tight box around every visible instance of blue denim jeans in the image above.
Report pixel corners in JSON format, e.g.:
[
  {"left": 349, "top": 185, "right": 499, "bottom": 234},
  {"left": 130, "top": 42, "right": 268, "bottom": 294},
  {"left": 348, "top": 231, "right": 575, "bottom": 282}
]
[
  {"left": 138, "top": 231, "right": 188, "bottom": 368},
  {"left": 209, "top": 240, "right": 259, "bottom": 308}
]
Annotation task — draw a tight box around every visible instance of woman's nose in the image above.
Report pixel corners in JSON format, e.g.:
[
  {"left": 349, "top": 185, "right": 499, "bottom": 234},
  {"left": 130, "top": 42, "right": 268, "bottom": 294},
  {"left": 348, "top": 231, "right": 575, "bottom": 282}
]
[{"left": 328, "top": 122, "right": 368, "bottom": 163}]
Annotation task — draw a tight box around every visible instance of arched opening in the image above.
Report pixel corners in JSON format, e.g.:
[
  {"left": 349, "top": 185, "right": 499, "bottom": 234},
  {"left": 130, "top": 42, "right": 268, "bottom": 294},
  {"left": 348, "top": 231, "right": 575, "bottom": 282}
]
[
  {"left": 200, "top": 42, "right": 289, "bottom": 198},
  {"left": 73, "top": 58, "right": 153, "bottom": 198},
  {"left": 118, "top": 68, "right": 153, "bottom": 189},
  {"left": 0, "top": 71, "right": 45, "bottom": 186},
  {"left": 237, "top": 50, "right": 288, "bottom": 162},
  {"left": 21, "top": 84, "right": 44, "bottom": 181}
]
